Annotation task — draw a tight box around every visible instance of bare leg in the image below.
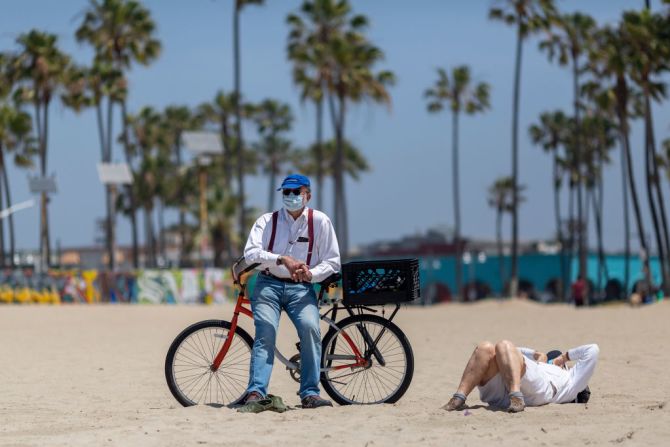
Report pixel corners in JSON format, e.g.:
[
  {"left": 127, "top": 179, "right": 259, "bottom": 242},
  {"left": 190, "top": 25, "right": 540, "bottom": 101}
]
[
  {"left": 494, "top": 340, "right": 526, "bottom": 412},
  {"left": 443, "top": 341, "right": 499, "bottom": 411},
  {"left": 494, "top": 340, "right": 525, "bottom": 393},
  {"left": 455, "top": 341, "right": 499, "bottom": 397}
]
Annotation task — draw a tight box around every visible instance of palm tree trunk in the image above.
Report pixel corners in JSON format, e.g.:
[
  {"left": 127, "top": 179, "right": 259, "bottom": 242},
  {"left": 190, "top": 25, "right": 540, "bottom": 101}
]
[
  {"left": 597, "top": 166, "right": 609, "bottom": 283},
  {"left": 268, "top": 158, "right": 277, "bottom": 212},
  {"left": 616, "top": 93, "right": 651, "bottom": 290},
  {"left": 328, "top": 90, "right": 348, "bottom": 259},
  {"left": 452, "top": 110, "right": 462, "bottom": 301},
  {"left": 175, "top": 140, "right": 187, "bottom": 267},
  {"left": 642, "top": 98, "right": 665, "bottom": 294},
  {"left": 105, "top": 97, "right": 115, "bottom": 271},
  {"left": 509, "top": 25, "right": 523, "bottom": 298},
  {"left": 0, "top": 164, "right": 5, "bottom": 268},
  {"left": 572, "top": 56, "right": 587, "bottom": 296},
  {"left": 158, "top": 198, "right": 166, "bottom": 265},
  {"left": 644, "top": 95, "right": 670, "bottom": 295},
  {"left": 1, "top": 157, "right": 15, "bottom": 267},
  {"left": 120, "top": 100, "right": 139, "bottom": 268},
  {"left": 553, "top": 154, "right": 566, "bottom": 301},
  {"left": 315, "top": 95, "right": 324, "bottom": 211},
  {"left": 41, "top": 100, "right": 51, "bottom": 270},
  {"left": 592, "top": 184, "right": 607, "bottom": 294},
  {"left": 233, "top": 5, "right": 247, "bottom": 252},
  {"left": 496, "top": 207, "right": 504, "bottom": 296},
  {"left": 144, "top": 206, "right": 157, "bottom": 268},
  {"left": 567, "top": 183, "right": 575, "bottom": 283},
  {"left": 620, "top": 137, "right": 631, "bottom": 298}
]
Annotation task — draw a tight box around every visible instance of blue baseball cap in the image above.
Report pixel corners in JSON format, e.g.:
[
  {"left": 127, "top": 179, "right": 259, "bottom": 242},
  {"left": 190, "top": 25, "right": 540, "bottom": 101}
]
[{"left": 277, "top": 174, "right": 311, "bottom": 191}]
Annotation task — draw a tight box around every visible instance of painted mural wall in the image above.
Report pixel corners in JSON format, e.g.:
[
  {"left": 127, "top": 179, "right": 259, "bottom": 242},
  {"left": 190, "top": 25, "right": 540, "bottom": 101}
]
[{"left": 0, "top": 269, "right": 236, "bottom": 304}]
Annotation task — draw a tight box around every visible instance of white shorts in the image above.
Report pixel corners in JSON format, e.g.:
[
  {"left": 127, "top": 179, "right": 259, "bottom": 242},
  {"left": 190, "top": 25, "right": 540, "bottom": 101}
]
[{"left": 478, "top": 357, "right": 555, "bottom": 407}]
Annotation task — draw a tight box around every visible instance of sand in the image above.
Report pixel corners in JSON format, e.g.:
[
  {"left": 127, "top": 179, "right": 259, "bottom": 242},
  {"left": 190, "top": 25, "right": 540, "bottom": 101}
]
[{"left": 1, "top": 299, "right": 669, "bottom": 447}]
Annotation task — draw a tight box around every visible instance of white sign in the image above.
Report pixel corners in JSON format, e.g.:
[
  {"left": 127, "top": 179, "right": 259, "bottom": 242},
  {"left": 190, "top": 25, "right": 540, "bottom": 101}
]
[
  {"left": 97, "top": 163, "right": 133, "bottom": 185},
  {"left": 28, "top": 176, "right": 57, "bottom": 193},
  {"left": 182, "top": 131, "right": 223, "bottom": 156}
]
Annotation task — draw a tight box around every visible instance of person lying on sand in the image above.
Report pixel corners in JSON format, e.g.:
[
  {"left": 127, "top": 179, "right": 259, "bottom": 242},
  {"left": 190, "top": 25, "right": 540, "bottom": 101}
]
[{"left": 443, "top": 340, "right": 599, "bottom": 413}]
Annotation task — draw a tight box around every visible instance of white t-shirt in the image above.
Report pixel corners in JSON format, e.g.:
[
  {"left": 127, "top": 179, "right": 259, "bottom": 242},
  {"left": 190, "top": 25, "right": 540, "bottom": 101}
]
[{"left": 519, "top": 344, "right": 600, "bottom": 405}]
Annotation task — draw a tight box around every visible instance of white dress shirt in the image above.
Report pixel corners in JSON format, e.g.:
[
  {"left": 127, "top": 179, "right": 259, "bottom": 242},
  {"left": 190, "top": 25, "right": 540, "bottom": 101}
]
[
  {"left": 518, "top": 344, "right": 600, "bottom": 405},
  {"left": 244, "top": 207, "right": 341, "bottom": 283}
]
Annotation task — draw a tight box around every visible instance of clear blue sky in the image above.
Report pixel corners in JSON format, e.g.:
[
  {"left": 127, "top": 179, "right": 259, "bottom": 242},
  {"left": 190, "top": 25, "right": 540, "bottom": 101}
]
[{"left": 1, "top": 0, "right": 669, "bottom": 253}]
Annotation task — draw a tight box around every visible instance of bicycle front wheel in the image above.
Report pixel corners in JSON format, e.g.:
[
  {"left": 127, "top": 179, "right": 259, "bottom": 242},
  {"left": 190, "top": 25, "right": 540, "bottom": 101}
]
[
  {"left": 320, "top": 314, "right": 414, "bottom": 405},
  {"left": 165, "top": 320, "right": 253, "bottom": 407}
]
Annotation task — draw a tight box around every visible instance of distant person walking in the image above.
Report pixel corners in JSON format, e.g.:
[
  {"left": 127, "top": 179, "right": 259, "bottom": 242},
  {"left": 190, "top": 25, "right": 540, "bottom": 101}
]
[{"left": 571, "top": 275, "right": 587, "bottom": 307}]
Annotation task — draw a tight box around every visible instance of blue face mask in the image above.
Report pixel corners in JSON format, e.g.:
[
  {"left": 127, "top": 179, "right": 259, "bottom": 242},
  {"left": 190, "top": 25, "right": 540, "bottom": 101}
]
[{"left": 283, "top": 193, "right": 304, "bottom": 212}]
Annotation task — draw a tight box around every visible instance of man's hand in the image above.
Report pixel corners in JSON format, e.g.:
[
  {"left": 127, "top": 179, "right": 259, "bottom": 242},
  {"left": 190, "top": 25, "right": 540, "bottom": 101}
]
[
  {"left": 295, "top": 265, "right": 312, "bottom": 282},
  {"left": 279, "top": 256, "right": 304, "bottom": 279},
  {"left": 534, "top": 351, "right": 548, "bottom": 363},
  {"left": 551, "top": 353, "right": 567, "bottom": 368}
]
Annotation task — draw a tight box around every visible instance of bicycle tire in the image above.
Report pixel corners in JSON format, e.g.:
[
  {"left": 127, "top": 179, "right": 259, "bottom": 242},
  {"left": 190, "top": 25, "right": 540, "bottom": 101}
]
[
  {"left": 165, "top": 319, "right": 253, "bottom": 407},
  {"left": 320, "top": 314, "right": 414, "bottom": 405}
]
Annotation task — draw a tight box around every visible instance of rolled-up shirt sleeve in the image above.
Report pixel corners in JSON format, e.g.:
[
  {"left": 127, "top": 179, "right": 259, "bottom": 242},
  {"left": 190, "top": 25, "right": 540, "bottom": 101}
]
[
  {"left": 563, "top": 343, "right": 599, "bottom": 400},
  {"left": 244, "top": 214, "right": 280, "bottom": 268},
  {"left": 518, "top": 347, "right": 536, "bottom": 360},
  {"left": 309, "top": 215, "right": 341, "bottom": 283}
]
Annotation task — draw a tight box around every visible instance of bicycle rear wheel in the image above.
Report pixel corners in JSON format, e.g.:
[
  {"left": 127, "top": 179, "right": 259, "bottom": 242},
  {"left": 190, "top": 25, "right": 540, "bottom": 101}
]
[
  {"left": 320, "top": 314, "right": 414, "bottom": 405},
  {"left": 165, "top": 320, "right": 253, "bottom": 407}
]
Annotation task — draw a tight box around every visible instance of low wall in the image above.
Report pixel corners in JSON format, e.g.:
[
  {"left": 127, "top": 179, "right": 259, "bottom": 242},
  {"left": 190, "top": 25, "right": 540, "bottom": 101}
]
[{"left": 0, "top": 269, "right": 237, "bottom": 304}]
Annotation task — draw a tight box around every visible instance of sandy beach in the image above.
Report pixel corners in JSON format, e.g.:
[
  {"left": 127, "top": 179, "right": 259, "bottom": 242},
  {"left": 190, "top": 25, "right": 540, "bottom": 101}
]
[{"left": 1, "top": 300, "right": 669, "bottom": 446}]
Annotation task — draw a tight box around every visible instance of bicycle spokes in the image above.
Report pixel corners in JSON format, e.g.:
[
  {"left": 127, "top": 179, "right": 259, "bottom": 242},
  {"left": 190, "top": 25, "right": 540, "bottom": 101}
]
[
  {"left": 170, "top": 325, "right": 251, "bottom": 406},
  {"left": 322, "top": 319, "right": 409, "bottom": 404}
]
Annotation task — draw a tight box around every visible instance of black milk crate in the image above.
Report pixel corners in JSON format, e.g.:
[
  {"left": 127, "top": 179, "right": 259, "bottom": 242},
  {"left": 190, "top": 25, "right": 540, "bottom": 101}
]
[{"left": 342, "top": 258, "right": 420, "bottom": 306}]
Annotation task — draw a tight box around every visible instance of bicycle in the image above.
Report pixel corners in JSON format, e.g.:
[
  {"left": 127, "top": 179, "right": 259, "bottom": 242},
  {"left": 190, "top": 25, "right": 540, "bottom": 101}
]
[{"left": 165, "top": 257, "right": 418, "bottom": 406}]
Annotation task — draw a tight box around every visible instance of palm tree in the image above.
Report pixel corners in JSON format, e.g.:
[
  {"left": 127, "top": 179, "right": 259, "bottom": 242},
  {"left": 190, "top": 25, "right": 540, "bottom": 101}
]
[
  {"left": 286, "top": 0, "right": 359, "bottom": 210},
  {"left": 163, "top": 105, "right": 203, "bottom": 266},
  {"left": 424, "top": 65, "right": 490, "bottom": 301},
  {"left": 587, "top": 25, "right": 650, "bottom": 296},
  {"left": 580, "top": 112, "right": 616, "bottom": 293},
  {"left": 197, "top": 90, "right": 255, "bottom": 262},
  {"left": 233, "top": 0, "right": 264, "bottom": 252},
  {"left": 62, "top": 61, "right": 125, "bottom": 271},
  {"left": 293, "top": 138, "right": 370, "bottom": 184},
  {"left": 529, "top": 110, "right": 569, "bottom": 300},
  {"left": 489, "top": 0, "right": 556, "bottom": 297},
  {"left": 326, "top": 20, "right": 394, "bottom": 258},
  {"left": 621, "top": 9, "right": 670, "bottom": 295},
  {"left": 539, "top": 12, "right": 596, "bottom": 291},
  {"left": 76, "top": 0, "right": 161, "bottom": 269},
  {"left": 10, "top": 30, "right": 72, "bottom": 271},
  {"left": 487, "top": 176, "right": 525, "bottom": 296},
  {"left": 252, "top": 99, "right": 294, "bottom": 212},
  {"left": 126, "top": 106, "right": 166, "bottom": 267},
  {"left": 0, "top": 99, "right": 37, "bottom": 268}
]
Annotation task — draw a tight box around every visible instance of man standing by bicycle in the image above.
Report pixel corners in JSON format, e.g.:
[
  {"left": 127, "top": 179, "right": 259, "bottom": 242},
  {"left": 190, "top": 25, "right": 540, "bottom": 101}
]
[{"left": 243, "top": 174, "right": 340, "bottom": 409}]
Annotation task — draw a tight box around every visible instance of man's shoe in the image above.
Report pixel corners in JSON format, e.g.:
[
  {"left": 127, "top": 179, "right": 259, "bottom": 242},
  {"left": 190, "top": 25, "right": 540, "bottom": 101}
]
[
  {"left": 441, "top": 394, "right": 466, "bottom": 411},
  {"left": 301, "top": 395, "right": 333, "bottom": 409},
  {"left": 508, "top": 395, "right": 525, "bottom": 413},
  {"left": 243, "top": 391, "right": 264, "bottom": 404}
]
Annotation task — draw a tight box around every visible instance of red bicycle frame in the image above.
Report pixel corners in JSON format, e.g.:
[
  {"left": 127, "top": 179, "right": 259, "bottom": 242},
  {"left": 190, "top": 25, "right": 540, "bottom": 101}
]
[{"left": 210, "top": 276, "right": 366, "bottom": 372}]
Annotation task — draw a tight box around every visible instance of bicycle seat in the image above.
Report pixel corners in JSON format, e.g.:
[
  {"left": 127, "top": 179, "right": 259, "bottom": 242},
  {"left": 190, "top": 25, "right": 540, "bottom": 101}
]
[
  {"left": 319, "top": 273, "right": 341, "bottom": 289},
  {"left": 232, "top": 256, "right": 261, "bottom": 285}
]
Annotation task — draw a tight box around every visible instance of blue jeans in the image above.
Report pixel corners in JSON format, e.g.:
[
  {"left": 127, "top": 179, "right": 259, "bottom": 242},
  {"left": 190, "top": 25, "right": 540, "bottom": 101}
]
[{"left": 246, "top": 274, "right": 322, "bottom": 399}]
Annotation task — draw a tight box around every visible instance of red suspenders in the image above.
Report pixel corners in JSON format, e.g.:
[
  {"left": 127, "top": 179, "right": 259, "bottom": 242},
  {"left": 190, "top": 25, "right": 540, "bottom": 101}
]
[
  {"left": 267, "top": 211, "right": 279, "bottom": 252},
  {"left": 267, "top": 209, "right": 315, "bottom": 266},
  {"left": 306, "top": 208, "right": 314, "bottom": 265}
]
